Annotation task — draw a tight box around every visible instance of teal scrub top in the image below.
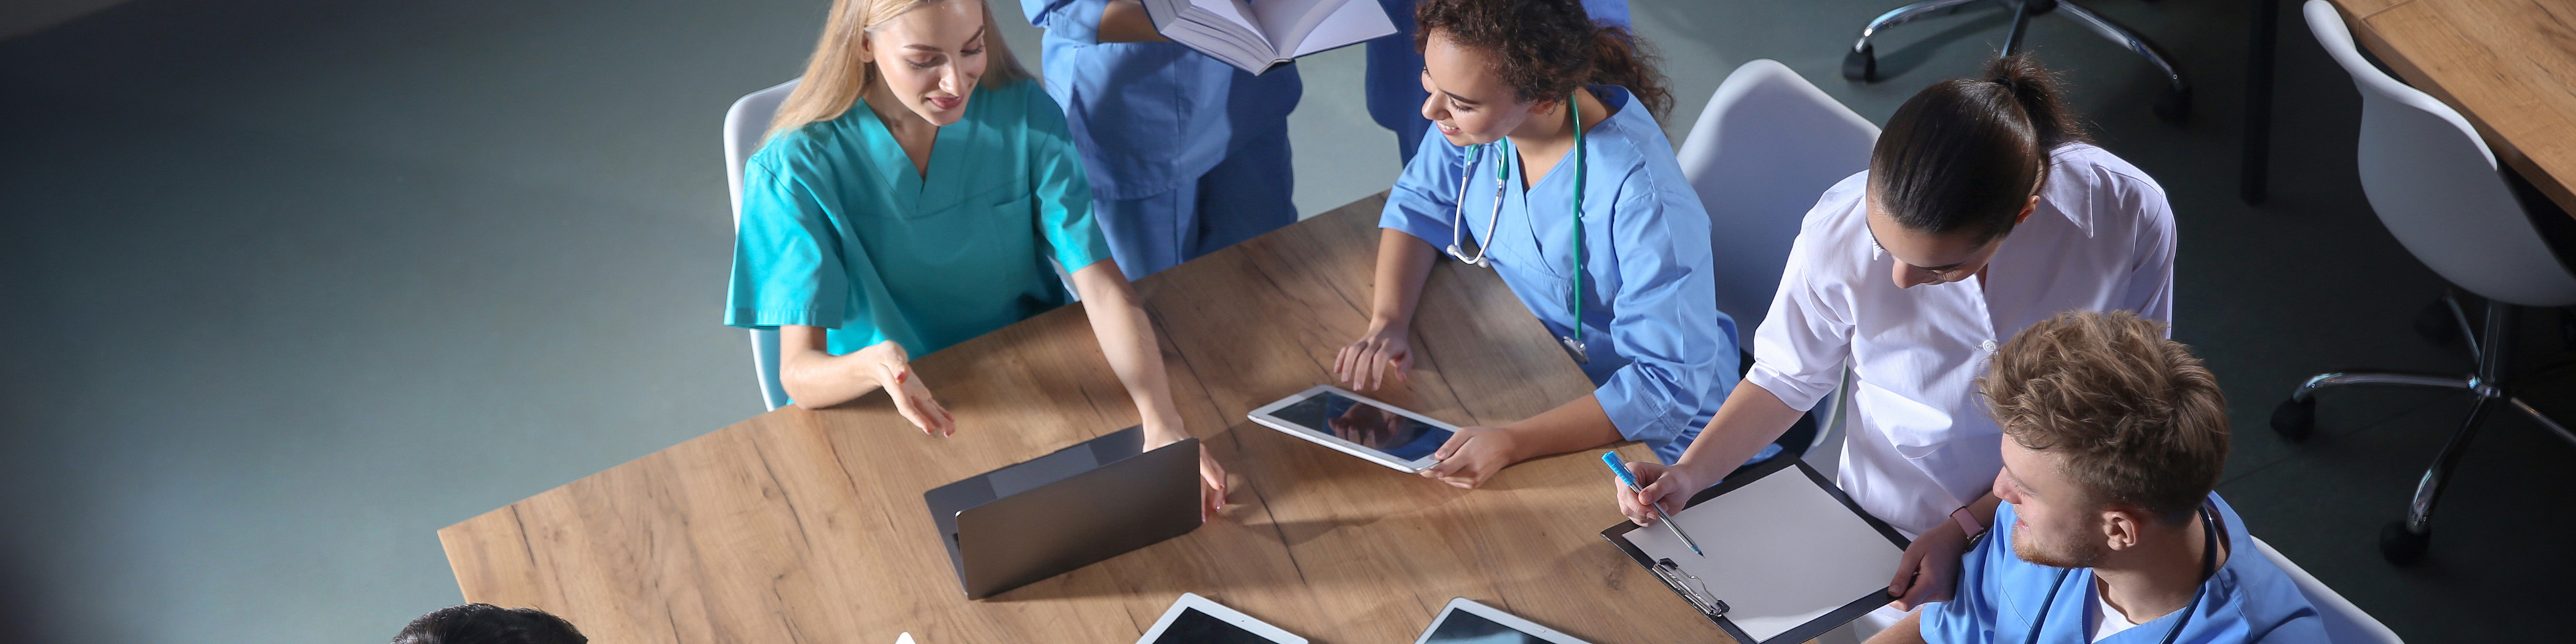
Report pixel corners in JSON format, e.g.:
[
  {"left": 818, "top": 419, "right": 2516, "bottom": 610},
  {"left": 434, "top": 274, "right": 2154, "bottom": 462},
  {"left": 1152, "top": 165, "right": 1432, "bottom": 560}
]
[{"left": 725, "top": 79, "right": 1114, "bottom": 358}]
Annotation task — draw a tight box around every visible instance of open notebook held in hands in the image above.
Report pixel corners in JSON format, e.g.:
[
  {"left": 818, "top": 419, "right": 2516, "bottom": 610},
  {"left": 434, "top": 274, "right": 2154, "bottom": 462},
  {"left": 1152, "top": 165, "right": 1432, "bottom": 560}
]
[
  {"left": 1140, "top": 0, "right": 1395, "bottom": 74},
  {"left": 1601, "top": 457, "right": 1911, "bottom": 644}
]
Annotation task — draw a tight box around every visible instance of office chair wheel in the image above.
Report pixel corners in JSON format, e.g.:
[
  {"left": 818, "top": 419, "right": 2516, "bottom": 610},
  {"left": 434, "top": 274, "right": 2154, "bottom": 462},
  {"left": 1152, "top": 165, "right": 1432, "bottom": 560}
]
[
  {"left": 2379, "top": 520, "right": 2430, "bottom": 565},
  {"left": 2561, "top": 308, "right": 2574, "bottom": 348},
  {"left": 2152, "top": 86, "right": 2191, "bottom": 125},
  {"left": 1843, "top": 44, "right": 1876, "bottom": 82},
  {"left": 2414, "top": 296, "right": 2463, "bottom": 347},
  {"left": 2269, "top": 396, "right": 2315, "bottom": 443}
]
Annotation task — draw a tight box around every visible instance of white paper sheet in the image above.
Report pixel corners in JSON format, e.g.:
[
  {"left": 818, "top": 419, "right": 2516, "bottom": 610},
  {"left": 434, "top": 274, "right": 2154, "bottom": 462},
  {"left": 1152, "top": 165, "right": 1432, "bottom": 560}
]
[{"left": 1617, "top": 466, "right": 1904, "bottom": 643}]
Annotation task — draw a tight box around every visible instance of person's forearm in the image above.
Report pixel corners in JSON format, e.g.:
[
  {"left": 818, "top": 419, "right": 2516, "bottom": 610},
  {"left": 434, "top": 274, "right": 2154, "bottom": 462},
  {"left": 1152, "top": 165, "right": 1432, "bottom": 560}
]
[
  {"left": 1499, "top": 394, "right": 1627, "bottom": 462},
  {"left": 1668, "top": 381, "right": 1807, "bottom": 480},
  {"left": 1071, "top": 261, "right": 1187, "bottom": 443},
  {"left": 1862, "top": 609, "right": 1926, "bottom": 644},
  {"left": 1096, "top": 0, "right": 1169, "bottom": 42},
  {"left": 778, "top": 325, "right": 884, "bottom": 409},
  {"left": 1371, "top": 229, "right": 1439, "bottom": 331},
  {"left": 1961, "top": 490, "right": 2001, "bottom": 528}
]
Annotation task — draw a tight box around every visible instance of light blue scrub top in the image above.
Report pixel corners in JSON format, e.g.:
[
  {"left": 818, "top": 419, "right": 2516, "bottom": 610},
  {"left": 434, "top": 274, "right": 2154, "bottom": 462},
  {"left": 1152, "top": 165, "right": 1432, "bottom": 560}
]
[
  {"left": 724, "top": 80, "right": 1114, "bottom": 359},
  {"left": 1924, "top": 494, "right": 2330, "bottom": 644},
  {"left": 1381, "top": 85, "right": 1739, "bottom": 464},
  {"left": 1020, "top": 0, "right": 1301, "bottom": 200}
]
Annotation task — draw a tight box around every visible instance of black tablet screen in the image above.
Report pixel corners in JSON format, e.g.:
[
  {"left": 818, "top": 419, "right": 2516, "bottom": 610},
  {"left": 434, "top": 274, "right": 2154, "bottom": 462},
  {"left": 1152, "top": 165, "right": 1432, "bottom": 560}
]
[
  {"left": 1150, "top": 608, "right": 1275, "bottom": 644},
  {"left": 1422, "top": 608, "right": 1548, "bottom": 644},
  {"left": 1268, "top": 392, "right": 1451, "bottom": 462}
]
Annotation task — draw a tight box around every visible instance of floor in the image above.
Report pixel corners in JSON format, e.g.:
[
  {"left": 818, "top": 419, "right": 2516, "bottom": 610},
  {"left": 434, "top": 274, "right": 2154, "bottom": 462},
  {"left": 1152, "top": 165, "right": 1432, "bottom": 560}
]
[{"left": 1, "top": 0, "right": 2569, "bottom": 643}]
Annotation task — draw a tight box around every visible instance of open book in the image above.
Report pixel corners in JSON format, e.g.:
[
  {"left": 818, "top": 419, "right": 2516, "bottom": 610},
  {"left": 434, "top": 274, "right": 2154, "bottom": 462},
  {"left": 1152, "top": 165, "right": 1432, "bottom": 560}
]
[{"left": 1139, "top": 0, "right": 1397, "bottom": 74}]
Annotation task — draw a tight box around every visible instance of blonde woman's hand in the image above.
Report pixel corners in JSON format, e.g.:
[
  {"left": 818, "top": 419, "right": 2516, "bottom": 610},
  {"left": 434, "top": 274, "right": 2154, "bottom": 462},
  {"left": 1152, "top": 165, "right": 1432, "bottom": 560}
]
[{"left": 860, "top": 340, "right": 955, "bottom": 436}]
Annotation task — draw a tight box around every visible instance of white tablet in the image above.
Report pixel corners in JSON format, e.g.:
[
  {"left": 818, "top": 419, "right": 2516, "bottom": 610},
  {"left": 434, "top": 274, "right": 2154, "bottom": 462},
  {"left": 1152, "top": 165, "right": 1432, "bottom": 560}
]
[
  {"left": 1136, "top": 592, "right": 1306, "bottom": 644},
  {"left": 1246, "top": 385, "right": 1461, "bottom": 472},
  {"left": 1412, "top": 598, "right": 1595, "bottom": 644}
]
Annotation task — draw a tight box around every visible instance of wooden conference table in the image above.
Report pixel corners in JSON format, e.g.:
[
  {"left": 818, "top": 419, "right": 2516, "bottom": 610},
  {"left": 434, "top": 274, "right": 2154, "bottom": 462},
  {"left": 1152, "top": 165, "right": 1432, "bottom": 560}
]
[
  {"left": 439, "top": 197, "right": 1735, "bottom": 643},
  {"left": 2243, "top": 0, "right": 2576, "bottom": 216}
]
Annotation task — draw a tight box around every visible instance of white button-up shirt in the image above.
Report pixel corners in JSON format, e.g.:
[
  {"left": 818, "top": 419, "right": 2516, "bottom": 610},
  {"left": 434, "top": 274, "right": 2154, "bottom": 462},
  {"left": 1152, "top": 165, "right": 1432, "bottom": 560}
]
[{"left": 1748, "top": 143, "right": 2176, "bottom": 536}]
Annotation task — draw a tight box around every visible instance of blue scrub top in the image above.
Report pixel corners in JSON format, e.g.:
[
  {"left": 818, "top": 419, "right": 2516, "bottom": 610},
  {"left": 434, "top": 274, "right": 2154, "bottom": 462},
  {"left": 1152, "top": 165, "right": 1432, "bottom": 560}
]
[
  {"left": 1366, "top": 0, "right": 1629, "bottom": 164},
  {"left": 1381, "top": 85, "right": 1739, "bottom": 464},
  {"left": 1021, "top": 0, "right": 1302, "bottom": 200},
  {"left": 1924, "top": 494, "right": 2330, "bottom": 644},
  {"left": 724, "top": 79, "right": 1114, "bottom": 359}
]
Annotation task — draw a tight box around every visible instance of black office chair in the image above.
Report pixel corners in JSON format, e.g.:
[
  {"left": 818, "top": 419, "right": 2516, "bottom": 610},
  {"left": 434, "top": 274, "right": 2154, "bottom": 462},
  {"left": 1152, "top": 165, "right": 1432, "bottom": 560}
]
[{"left": 1840, "top": 0, "right": 2190, "bottom": 124}]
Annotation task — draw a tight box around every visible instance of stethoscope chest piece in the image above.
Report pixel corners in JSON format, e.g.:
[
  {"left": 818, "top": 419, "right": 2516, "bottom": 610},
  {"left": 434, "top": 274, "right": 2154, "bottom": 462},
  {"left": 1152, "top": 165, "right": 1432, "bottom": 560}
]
[{"left": 1559, "top": 335, "right": 1589, "bottom": 364}]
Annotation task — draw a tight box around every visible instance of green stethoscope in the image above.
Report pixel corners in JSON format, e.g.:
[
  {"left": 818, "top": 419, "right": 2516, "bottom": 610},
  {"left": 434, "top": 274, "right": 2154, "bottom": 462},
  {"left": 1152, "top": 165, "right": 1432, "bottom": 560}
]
[{"left": 1444, "top": 93, "right": 1590, "bottom": 364}]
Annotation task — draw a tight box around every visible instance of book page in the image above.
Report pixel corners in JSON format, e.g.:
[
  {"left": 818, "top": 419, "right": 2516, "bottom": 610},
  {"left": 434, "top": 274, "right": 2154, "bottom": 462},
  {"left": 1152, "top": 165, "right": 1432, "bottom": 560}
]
[
  {"left": 1187, "top": 0, "right": 1264, "bottom": 40},
  {"left": 1244, "top": 0, "right": 1336, "bottom": 52},
  {"left": 1286, "top": 0, "right": 1397, "bottom": 58},
  {"left": 1617, "top": 466, "right": 1904, "bottom": 643}
]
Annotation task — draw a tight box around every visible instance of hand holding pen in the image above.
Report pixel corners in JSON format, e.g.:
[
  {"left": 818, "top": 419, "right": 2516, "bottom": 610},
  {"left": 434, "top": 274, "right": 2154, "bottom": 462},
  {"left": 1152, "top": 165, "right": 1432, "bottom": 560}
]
[{"left": 1603, "top": 453, "right": 1703, "bottom": 556}]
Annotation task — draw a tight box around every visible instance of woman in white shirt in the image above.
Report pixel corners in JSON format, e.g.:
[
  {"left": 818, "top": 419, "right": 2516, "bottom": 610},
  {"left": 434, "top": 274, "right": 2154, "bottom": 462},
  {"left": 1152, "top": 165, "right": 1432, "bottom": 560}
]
[{"left": 1612, "top": 54, "right": 2175, "bottom": 612}]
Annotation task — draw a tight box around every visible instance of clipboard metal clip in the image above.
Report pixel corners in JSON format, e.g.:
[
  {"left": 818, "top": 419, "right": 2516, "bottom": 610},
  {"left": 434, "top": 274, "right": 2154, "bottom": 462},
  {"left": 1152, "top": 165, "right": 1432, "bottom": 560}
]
[{"left": 1651, "top": 557, "right": 1728, "bottom": 618}]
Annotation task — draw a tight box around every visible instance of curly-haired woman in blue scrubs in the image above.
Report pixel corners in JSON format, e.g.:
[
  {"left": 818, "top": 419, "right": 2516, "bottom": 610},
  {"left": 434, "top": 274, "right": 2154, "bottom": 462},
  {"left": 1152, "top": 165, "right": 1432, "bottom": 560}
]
[
  {"left": 727, "top": 0, "right": 1226, "bottom": 513},
  {"left": 1335, "top": 0, "right": 1741, "bottom": 488}
]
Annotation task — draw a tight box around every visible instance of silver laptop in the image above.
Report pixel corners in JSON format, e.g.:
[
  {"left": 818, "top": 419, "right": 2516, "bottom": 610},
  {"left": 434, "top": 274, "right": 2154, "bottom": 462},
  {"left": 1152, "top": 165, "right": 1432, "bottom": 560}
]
[{"left": 923, "top": 425, "right": 1203, "bottom": 598}]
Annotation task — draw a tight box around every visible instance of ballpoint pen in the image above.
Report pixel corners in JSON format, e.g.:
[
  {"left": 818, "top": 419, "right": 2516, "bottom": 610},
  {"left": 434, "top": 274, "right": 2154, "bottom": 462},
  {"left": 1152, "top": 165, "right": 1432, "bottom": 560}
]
[{"left": 1602, "top": 452, "right": 1704, "bottom": 556}]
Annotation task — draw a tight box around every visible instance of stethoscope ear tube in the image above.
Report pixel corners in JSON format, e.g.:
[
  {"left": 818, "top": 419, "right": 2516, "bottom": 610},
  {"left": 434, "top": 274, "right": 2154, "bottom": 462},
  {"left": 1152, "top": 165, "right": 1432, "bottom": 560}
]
[{"left": 1442, "top": 94, "right": 1593, "bottom": 365}]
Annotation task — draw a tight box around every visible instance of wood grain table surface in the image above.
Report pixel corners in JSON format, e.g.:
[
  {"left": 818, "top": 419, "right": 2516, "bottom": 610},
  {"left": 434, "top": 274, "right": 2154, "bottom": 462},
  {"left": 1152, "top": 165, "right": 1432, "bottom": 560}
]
[
  {"left": 439, "top": 196, "right": 1739, "bottom": 644},
  {"left": 2328, "top": 0, "right": 2576, "bottom": 215}
]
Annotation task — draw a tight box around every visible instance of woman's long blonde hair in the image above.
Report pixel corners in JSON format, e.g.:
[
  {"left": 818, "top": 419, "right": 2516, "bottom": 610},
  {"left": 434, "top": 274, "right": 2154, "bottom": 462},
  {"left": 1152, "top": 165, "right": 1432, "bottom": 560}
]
[{"left": 767, "top": 0, "right": 1032, "bottom": 138}]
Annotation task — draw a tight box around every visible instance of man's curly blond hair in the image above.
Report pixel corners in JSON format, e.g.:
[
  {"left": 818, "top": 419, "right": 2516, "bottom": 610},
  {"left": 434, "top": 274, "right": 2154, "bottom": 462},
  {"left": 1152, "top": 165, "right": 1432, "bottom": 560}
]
[{"left": 1982, "top": 310, "right": 2229, "bottom": 523}]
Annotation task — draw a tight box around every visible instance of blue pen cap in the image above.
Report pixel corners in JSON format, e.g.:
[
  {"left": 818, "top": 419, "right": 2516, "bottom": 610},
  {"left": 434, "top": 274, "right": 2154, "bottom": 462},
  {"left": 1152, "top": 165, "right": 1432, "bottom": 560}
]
[{"left": 1601, "top": 452, "right": 1640, "bottom": 488}]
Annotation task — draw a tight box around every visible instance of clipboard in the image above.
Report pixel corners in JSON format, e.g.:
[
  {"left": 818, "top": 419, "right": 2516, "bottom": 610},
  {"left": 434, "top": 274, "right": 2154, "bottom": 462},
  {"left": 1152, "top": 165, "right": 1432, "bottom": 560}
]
[{"left": 1600, "top": 457, "right": 1912, "bottom": 644}]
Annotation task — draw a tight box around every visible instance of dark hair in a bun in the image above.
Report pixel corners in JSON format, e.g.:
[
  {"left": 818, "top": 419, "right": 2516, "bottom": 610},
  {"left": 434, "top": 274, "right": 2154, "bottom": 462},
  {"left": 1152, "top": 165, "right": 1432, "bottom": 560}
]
[{"left": 1870, "top": 54, "right": 2092, "bottom": 241}]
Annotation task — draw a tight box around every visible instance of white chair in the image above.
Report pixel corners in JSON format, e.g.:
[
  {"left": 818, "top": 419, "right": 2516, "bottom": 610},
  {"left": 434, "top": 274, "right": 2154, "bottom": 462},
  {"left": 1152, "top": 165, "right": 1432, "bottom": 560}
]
[
  {"left": 2271, "top": 0, "right": 2576, "bottom": 564},
  {"left": 2251, "top": 537, "right": 2406, "bottom": 643},
  {"left": 1674, "top": 59, "right": 1880, "bottom": 474},
  {"left": 724, "top": 79, "right": 802, "bottom": 411}
]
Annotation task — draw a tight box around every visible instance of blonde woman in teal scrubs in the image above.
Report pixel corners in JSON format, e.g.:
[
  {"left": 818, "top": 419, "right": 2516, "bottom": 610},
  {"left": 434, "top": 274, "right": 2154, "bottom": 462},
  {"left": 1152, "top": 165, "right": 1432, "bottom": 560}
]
[{"left": 726, "top": 0, "right": 1226, "bottom": 513}]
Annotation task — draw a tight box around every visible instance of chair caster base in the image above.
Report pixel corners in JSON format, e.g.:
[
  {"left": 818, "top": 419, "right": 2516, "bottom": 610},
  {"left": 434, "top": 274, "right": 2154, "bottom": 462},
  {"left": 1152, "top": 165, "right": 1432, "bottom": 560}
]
[
  {"left": 2153, "top": 85, "right": 2191, "bottom": 125},
  {"left": 2415, "top": 296, "right": 2463, "bottom": 347},
  {"left": 1843, "top": 44, "right": 1876, "bottom": 82},
  {"left": 2380, "top": 520, "right": 2429, "bottom": 565},
  {"left": 2271, "top": 396, "right": 2315, "bottom": 443}
]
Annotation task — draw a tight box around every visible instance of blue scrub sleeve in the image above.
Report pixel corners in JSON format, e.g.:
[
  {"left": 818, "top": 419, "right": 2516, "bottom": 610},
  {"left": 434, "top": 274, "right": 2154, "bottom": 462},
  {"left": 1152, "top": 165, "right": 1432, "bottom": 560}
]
[
  {"left": 1021, "top": 0, "right": 1104, "bottom": 44},
  {"left": 1593, "top": 178, "right": 1739, "bottom": 459},
  {"left": 727, "top": 153, "right": 861, "bottom": 331},
  {"left": 1022, "top": 89, "right": 1116, "bottom": 273},
  {"left": 1378, "top": 133, "right": 1465, "bottom": 247},
  {"left": 1921, "top": 503, "right": 2011, "bottom": 644}
]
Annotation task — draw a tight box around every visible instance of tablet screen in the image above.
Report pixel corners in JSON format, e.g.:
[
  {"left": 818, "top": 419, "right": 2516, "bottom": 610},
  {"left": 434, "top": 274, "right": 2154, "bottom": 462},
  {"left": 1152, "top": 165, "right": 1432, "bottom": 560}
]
[
  {"left": 1423, "top": 609, "right": 1548, "bottom": 644},
  {"left": 1150, "top": 607, "right": 1278, "bottom": 644},
  {"left": 1268, "top": 392, "right": 1452, "bottom": 462}
]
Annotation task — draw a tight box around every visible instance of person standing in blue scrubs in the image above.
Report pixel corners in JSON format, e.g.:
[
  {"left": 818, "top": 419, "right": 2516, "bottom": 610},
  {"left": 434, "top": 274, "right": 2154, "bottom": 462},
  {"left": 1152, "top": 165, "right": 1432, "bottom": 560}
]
[
  {"left": 728, "top": 0, "right": 1226, "bottom": 513},
  {"left": 1366, "top": 0, "right": 1627, "bottom": 165},
  {"left": 1020, "top": 0, "right": 1302, "bottom": 278},
  {"left": 1334, "top": 0, "right": 1739, "bottom": 488}
]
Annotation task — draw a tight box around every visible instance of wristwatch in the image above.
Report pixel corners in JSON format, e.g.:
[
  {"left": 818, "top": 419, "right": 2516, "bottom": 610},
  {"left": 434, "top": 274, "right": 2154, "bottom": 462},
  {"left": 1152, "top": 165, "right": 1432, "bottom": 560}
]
[{"left": 1950, "top": 506, "right": 1988, "bottom": 541}]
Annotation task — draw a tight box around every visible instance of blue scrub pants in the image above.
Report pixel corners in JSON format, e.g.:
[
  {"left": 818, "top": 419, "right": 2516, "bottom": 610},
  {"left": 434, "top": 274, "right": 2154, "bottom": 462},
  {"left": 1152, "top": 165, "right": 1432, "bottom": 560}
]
[
  {"left": 1092, "top": 126, "right": 1297, "bottom": 278},
  {"left": 1367, "top": 0, "right": 1433, "bottom": 167}
]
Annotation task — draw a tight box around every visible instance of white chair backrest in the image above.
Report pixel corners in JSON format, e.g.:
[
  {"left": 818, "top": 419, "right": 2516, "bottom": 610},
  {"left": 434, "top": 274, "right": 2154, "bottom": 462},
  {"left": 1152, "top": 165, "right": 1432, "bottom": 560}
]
[
  {"left": 2304, "top": 0, "right": 2576, "bottom": 307},
  {"left": 1674, "top": 59, "right": 1881, "bottom": 335},
  {"left": 2251, "top": 536, "right": 2406, "bottom": 644},
  {"left": 724, "top": 79, "right": 802, "bottom": 411}
]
